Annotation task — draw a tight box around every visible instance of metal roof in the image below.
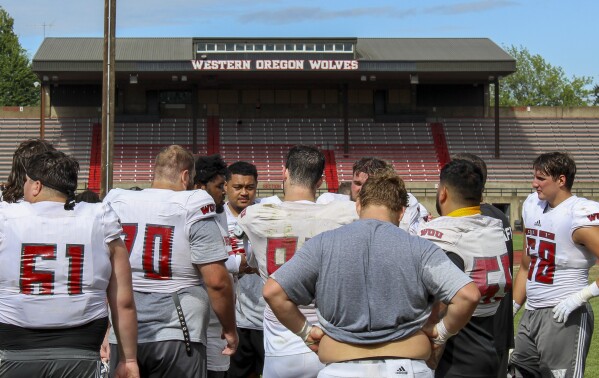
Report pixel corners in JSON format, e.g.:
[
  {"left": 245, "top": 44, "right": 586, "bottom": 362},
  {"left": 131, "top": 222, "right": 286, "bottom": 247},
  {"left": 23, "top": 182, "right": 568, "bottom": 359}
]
[
  {"left": 32, "top": 37, "right": 515, "bottom": 75},
  {"left": 33, "top": 37, "right": 194, "bottom": 61},
  {"left": 356, "top": 38, "right": 513, "bottom": 62}
]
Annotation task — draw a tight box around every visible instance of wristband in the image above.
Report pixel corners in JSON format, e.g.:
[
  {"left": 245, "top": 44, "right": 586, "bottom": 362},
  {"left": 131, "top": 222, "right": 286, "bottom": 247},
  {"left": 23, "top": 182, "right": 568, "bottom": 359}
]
[
  {"left": 513, "top": 300, "right": 521, "bottom": 316},
  {"left": 294, "top": 319, "right": 312, "bottom": 342},
  {"left": 432, "top": 319, "right": 456, "bottom": 345}
]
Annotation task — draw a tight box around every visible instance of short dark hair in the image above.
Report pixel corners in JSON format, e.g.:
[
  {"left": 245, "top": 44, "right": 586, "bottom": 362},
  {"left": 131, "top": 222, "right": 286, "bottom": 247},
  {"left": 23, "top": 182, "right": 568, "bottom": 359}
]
[
  {"left": 352, "top": 157, "right": 394, "bottom": 176},
  {"left": 451, "top": 152, "right": 488, "bottom": 186},
  {"left": 226, "top": 161, "right": 258, "bottom": 181},
  {"left": 195, "top": 154, "right": 227, "bottom": 186},
  {"left": 285, "top": 145, "right": 325, "bottom": 189},
  {"left": 75, "top": 189, "right": 101, "bottom": 203},
  {"left": 3, "top": 139, "right": 55, "bottom": 203},
  {"left": 440, "top": 160, "right": 484, "bottom": 205},
  {"left": 533, "top": 152, "right": 576, "bottom": 190},
  {"left": 26, "top": 150, "right": 79, "bottom": 210}
]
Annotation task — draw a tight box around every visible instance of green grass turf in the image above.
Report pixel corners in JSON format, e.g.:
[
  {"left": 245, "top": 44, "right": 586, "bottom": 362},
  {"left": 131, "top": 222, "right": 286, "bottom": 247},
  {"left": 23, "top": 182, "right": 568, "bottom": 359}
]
[
  {"left": 512, "top": 232, "right": 524, "bottom": 252},
  {"left": 513, "top": 265, "right": 599, "bottom": 377}
]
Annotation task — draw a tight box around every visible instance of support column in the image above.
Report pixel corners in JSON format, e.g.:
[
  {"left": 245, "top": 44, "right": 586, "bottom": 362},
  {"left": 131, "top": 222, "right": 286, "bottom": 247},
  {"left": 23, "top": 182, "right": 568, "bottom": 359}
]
[{"left": 494, "top": 77, "right": 500, "bottom": 159}]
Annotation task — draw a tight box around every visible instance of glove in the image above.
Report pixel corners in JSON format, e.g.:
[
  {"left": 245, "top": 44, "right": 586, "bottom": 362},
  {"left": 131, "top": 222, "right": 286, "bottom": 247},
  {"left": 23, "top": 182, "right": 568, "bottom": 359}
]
[{"left": 552, "top": 282, "right": 599, "bottom": 323}]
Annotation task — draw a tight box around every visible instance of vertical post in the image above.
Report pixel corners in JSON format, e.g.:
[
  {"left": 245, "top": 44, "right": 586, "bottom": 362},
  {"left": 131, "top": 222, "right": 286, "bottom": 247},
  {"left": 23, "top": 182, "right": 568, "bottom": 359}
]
[
  {"left": 39, "top": 84, "right": 45, "bottom": 139},
  {"left": 101, "top": 0, "right": 116, "bottom": 197},
  {"left": 494, "top": 77, "right": 500, "bottom": 159},
  {"left": 192, "top": 84, "right": 198, "bottom": 154},
  {"left": 342, "top": 83, "right": 349, "bottom": 156}
]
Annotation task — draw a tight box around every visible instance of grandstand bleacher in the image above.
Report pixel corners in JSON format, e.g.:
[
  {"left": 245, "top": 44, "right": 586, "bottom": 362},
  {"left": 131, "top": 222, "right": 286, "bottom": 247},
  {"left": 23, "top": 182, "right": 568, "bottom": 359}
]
[
  {"left": 443, "top": 118, "right": 599, "bottom": 182},
  {"left": 2, "top": 117, "right": 599, "bottom": 190}
]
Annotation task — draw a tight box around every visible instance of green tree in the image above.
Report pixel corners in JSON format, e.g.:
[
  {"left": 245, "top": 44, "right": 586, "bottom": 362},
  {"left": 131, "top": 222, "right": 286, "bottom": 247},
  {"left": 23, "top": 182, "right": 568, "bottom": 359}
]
[
  {"left": 498, "top": 45, "right": 594, "bottom": 107},
  {"left": 592, "top": 84, "right": 599, "bottom": 106},
  {"left": 0, "top": 6, "right": 39, "bottom": 106}
]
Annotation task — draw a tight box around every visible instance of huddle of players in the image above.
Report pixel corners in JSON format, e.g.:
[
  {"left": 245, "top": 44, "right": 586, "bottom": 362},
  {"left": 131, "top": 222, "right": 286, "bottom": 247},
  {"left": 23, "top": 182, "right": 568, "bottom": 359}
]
[{"left": 0, "top": 139, "right": 598, "bottom": 378}]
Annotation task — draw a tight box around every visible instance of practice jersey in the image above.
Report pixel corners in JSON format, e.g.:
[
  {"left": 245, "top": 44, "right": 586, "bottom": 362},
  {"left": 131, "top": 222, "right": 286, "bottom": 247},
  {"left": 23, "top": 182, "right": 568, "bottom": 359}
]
[
  {"left": 104, "top": 188, "right": 216, "bottom": 293},
  {"left": 400, "top": 193, "right": 429, "bottom": 235},
  {"left": 0, "top": 201, "right": 121, "bottom": 328},
  {"left": 522, "top": 193, "right": 599, "bottom": 309},
  {"left": 237, "top": 200, "right": 358, "bottom": 356},
  {"left": 419, "top": 214, "right": 510, "bottom": 317},
  {"left": 316, "top": 192, "right": 350, "bottom": 205},
  {"left": 225, "top": 202, "right": 265, "bottom": 330}
]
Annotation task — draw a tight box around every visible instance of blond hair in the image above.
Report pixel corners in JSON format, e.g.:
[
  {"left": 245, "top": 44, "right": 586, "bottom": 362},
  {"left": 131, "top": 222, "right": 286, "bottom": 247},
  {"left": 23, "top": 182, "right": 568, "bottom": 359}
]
[{"left": 153, "top": 145, "right": 194, "bottom": 183}]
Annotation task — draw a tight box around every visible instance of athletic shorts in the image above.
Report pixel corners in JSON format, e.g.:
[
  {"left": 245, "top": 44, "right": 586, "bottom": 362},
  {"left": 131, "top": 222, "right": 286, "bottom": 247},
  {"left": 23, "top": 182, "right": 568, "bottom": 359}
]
[
  {"left": 227, "top": 327, "right": 264, "bottom": 377},
  {"left": 510, "top": 304, "right": 594, "bottom": 378},
  {"left": 110, "top": 340, "right": 207, "bottom": 378},
  {"left": 318, "top": 358, "right": 432, "bottom": 378},
  {"left": 0, "top": 347, "right": 101, "bottom": 378}
]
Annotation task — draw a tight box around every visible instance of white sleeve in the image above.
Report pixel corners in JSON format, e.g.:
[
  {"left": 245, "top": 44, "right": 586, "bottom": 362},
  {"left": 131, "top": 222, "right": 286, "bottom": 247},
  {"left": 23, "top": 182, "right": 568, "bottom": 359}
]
[
  {"left": 102, "top": 203, "right": 123, "bottom": 244},
  {"left": 572, "top": 199, "right": 599, "bottom": 233}
]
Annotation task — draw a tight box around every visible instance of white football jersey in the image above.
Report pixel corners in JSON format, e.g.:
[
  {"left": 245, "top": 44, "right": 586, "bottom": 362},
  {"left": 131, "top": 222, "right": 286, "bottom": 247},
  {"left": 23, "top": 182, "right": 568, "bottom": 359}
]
[
  {"left": 104, "top": 188, "right": 216, "bottom": 293},
  {"left": 400, "top": 193, "right": 427, "bottom": 235},
  {"left": 0, "top": 201, "right": 121, "bottom": 328},
  {"left": 419, "top": 214, "right": 510, "bottom": 317},
  {"left": 316, "top": 192, "right": 350, "bottom": 204},
  {"left": 522, "top": 193, "right": 599, "bottom": 309},
  {"left": 237, "top": 200, "right": 358, "bottom": 356}
]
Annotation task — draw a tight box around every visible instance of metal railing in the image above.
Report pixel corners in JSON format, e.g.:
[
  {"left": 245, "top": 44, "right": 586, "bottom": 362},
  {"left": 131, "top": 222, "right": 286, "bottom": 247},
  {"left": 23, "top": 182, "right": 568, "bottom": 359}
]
[{"left": 256, "top": 186, "right": 599, "bottom": 199}]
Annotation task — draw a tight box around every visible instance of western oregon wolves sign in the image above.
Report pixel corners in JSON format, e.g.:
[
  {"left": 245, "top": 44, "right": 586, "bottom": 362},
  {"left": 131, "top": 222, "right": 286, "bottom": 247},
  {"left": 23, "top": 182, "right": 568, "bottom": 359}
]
[{"left": 190, "top": 59, "right": 359, "bottom": 71}]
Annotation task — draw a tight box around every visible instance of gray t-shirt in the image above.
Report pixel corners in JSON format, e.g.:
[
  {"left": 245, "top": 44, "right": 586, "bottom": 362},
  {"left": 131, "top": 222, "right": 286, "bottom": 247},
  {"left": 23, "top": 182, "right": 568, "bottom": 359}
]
[
  {"left": 273, "top": 219, "right": 472, "bottom": 344},
  {"left": 110, "top": 217, "right": 227, "bottom": 345}
]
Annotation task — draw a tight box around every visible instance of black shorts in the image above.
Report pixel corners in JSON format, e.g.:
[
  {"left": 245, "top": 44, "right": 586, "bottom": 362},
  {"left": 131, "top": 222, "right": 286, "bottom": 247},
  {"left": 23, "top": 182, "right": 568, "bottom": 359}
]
[
  {"left": 0, "top": 347, "right": 101, "bottom": 378},
  {"left": 110, "top": 340, "right": 207, "bottom": 378},
  {"left": 227, "top": 328, "right": 264, "bottom": 377}
]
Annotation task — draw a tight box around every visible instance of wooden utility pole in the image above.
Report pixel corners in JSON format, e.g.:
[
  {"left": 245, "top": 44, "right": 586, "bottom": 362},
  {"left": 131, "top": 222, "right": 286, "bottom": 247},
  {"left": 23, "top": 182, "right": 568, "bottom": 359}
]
[{"left": 101, "top": 0, "right": 116, "bottom": 197}]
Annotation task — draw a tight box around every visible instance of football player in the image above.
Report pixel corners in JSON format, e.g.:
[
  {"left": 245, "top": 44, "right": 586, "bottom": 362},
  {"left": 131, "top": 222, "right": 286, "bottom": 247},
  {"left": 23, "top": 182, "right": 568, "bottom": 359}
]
[
  {"left": 419, "top": 159, "right": 510, "bottom": 377},
  {"left": 0, "top": 150, "right": 139, "bottom": 377},
  {"left": 511, "top": 152, "right": 599, "bottom": 377},
  {"left": 224, "top": 161, "right": 265, "bottom": 378},
  {"left": 104, "top": 145, "right": 237, "bottom": 378},
  {"left": 236, "top": 145, "right": 358, "bottom": 378},
  {"left": 451, "top": 152, "right": 514, "bottom": 377}
]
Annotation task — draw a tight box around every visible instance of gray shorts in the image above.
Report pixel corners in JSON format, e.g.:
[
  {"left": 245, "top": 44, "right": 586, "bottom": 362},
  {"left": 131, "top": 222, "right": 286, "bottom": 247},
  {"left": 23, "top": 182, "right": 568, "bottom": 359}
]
[
  {"left": 109, "top": 341, "right": 206, "bottom": 378},
  {"left": 0, "top": 347, "right": 101, "bottom": 378},
  {"left": 509, "top": 304, "right": 594, "bottom": 378}
]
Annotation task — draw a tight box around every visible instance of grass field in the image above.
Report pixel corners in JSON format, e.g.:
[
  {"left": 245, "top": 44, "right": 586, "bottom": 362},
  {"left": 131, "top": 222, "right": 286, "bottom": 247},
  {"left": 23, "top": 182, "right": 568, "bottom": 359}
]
[{"left": 512, "top": 233, "right": 599, "bottom": 377}]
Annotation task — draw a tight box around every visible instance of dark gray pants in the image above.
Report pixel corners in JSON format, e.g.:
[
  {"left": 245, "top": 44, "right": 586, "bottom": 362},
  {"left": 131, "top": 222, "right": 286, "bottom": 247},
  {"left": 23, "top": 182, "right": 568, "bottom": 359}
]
[
  {"left": 110, "top": 341, "right": 206, "bottom": 378},
  {"left": 510, "top": 305, "right": 594, "bottom": 378},
  {"left": 0, "top": 348, "right": 101, "bottom": 378}
]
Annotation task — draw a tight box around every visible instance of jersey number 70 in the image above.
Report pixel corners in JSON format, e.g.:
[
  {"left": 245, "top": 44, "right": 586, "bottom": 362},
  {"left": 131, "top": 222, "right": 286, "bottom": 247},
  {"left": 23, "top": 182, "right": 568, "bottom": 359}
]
[{"left": 122, "top": 223, "right": 174, "bottom": 280}]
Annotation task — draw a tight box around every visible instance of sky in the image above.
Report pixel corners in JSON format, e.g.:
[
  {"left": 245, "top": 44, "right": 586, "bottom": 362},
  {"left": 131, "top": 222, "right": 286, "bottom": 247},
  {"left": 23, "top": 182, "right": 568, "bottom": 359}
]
[{"left": 4, "top": 0, "right": 598, "bottom": 83}]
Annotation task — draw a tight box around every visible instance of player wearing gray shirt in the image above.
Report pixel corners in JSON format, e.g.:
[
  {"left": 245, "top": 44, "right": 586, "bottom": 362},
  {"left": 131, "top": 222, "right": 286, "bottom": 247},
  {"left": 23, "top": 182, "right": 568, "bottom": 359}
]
[
  {"left": 264, "top": 172, "right": 480, "bottom": 378},
  {"left": 273, "top": 219, "right": 472, "bottom": 344}
]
